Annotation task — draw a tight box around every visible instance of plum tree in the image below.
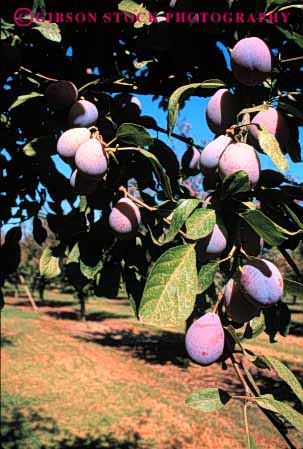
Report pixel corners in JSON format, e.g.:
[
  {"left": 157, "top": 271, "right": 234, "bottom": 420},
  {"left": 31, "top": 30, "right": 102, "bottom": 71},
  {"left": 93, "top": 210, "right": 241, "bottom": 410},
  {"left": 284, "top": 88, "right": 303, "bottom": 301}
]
[
  {"left": 181, "top": 146, "right": 200, "bottom": 176},
  {"left": 75, "top": 138, "right": 108, "bottom": 178},
  {"left": 109, "top": 197, "right": 141, "bottom": 239},
  {"left": 1, "top": 5, "right": 303, "bottom": 445},
  {"left": 185, "top": 312, "right": 225, "bottom": 365},
  {"left": 231, "top": 37, "right": 273, "bottom": 86},
  {"left": 248, "top": 107, "right": 290, "bottom": 150},
  {"left": 199, "top": 135, "right": 232, "bottom": 176},
  {"left": 56, "top": 128, "right": 91, "bottom": 163},
  {"left": 206, "top": 89, "right": 238, "bottom": 135},
  {"left": 240, "top": 259, "right": 283, "bottom": 307},
  {"left": 218, "top": 142, "right": 260, "bottom": 187},
  {"left": 224, "top": 278, "right": 260, "bottom": 323},
  {"left": 70, "top": 169, "right": 99, "bottom": 195},
  {"left": 45, "top": 80, "right": 78, "bottom": 111},
  {"left": 68, "top": 99, "right": 99, "bottom": 127}
]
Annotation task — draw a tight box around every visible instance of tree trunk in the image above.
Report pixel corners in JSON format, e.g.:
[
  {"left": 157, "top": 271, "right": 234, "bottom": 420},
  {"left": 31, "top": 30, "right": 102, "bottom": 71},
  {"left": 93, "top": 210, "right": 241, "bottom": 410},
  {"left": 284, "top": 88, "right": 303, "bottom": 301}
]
[
  {"left": 78, "top": 291, "right": 86, "bottom": 321},
  {"left": 19, "top": 274, "right": 38, "bottom": 312}
]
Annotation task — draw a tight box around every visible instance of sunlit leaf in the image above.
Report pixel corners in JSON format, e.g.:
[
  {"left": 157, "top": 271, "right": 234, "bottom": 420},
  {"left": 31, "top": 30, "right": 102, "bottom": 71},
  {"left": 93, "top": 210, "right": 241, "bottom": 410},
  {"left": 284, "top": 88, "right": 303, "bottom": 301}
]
[{"left": 140, "top": 245, "right": 198, "bottom": 327}]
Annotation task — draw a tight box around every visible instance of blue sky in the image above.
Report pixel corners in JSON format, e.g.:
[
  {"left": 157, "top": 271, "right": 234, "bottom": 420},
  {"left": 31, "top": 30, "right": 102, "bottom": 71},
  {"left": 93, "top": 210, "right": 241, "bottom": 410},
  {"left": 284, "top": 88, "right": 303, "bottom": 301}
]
[
  {"left": 55, "top": 93, "right": 303, "bottom": 182},
  {"left": 140, "top": 94, "right": 303, "bottom": 180}
]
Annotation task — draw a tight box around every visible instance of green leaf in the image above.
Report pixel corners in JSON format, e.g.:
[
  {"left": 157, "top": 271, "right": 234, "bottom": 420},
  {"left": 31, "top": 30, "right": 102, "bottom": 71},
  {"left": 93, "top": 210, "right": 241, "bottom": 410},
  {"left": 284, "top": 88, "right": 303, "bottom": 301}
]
[
  {"left": 137, "top": 148, "right": 173, "bottom": 200},
  {"left": 266, "top": 0, "right": 294, "bottom": 10},
  {"left": 1, "top": 18, "right": 15, "bottom": 29},
  {"left": 32, "top": 19, "right": 61, "bottom": 42},
  {"left": 78, "top": 79, "right": 101, "bottom": 94},
  {"left": 185, "top": 208, "right": 216, "bottom": 240},
  {"left": 117, "top": 123, "right": 154, "bottom": 147},
  {"left": 22, "top": 136, "right": 57, "bottom": 157},
  {"left": 80, "top": 259, "right": 103, "bottom": 280},
  {"left": 39, "top": 247, "right": 61, "bottom": 279},
  {"left": 1, "top": 29, "right": 12, "bottom": 40},
  {"left": 221, "top": 171, "right": 250, "bottom": 197},
  {"left": 139, "top": 245, "right": 198, "bottom": 327},
  {"left": 66, "top": 243, "right": 80, "bottom": 264},
  {"left": 79, "top": 196, "right": 88, "bottom": 213},
  {"left": 284, "top": 278, "right": 303, "bottom": 296},
  {"left": 237, "top": 103, "right": 270, "bottom": 121},
  {"left": 23, "top": 141, "right": 37, "bottom": 157},
  {"left": 118, "top": 0, "right": 152, "bottom": 28},
  {"left": 240, "top": 209, "right": 296, "bottom": 246},
  {"left": 257, "top": 125, "right": 288, "bottom": 172},
  {"left": 160, "top": 199, "right": 201, "bottom": 243},
  {"left": 278, "top": 102, "right": 303, "bottom": 121},
  {"left": 247, "top": 434, "right": 258, "bottom": 449},
  {"left": 264, "top": 356, "right": 303, "bottom": 403},
  {"left": 1, "top": 19, "right": 15, "bottom": 39},
  {"left": 266, "top": 0, "right": 303, "bottom": 11},
  {"left": 283, "top": 203, "right": 303, "bottom": 231},
  {"left": 253, "top": 395, "right": 303, "bottom": 432},
  {"left": 242, "top": 315, "right": 266, "bottom": 341},
  {"left": 274, "top": 25, "right": 303, "bottom": 49},
  {"left": 186, "top": 388, "right": 231, "bottom": 412},
  {"left": 198, "top": 262, "right": 218, "bottom": 294},
  {"left": 9, "top": 92, "right": 44, "bottom": 111},
  {"left": 167, "top": 80, "right": 226, "bottom": 135}
]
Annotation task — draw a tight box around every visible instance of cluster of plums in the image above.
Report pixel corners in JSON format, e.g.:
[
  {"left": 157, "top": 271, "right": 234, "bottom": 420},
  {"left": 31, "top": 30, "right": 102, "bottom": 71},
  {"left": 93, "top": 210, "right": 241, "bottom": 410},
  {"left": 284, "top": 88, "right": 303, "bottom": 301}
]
[
  {"left": 48, "top": 81, "right": 142, "bottom": 240},
  {"left": 182, "top": 36, "right": 291, "bottom": 185},
  {"left": 186, "top": 259, "right": 284, "bottom": 366},
  {"left": 56, "top": 126, "right": 142, "bottom": 239},
  {"left": 184, "top": 36, "right": 286, "bottom": 366},
  {"left": 45, "top": 80, "right": 99, "bottom": 127}
]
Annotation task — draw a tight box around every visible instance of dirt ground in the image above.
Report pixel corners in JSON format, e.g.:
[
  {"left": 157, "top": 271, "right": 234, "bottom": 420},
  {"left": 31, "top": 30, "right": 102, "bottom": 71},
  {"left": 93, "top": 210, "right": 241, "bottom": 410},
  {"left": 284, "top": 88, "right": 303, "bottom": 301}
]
[{"left": 2, "top": 295, "right": 303, "bottom": 449}]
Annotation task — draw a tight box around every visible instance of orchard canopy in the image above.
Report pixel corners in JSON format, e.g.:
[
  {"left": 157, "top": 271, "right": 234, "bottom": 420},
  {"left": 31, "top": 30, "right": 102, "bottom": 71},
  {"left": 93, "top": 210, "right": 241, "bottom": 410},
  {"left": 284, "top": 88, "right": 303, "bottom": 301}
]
[{"left": 1, "top": 0, "right": 303, "bottom": 313}]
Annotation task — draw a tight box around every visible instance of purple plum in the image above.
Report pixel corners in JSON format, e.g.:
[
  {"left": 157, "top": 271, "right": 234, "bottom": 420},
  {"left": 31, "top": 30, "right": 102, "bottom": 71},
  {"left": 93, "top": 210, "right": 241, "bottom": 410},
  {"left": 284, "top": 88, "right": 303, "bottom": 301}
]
[
  {"left": 69, "top": 99, "right": 99, "bottom": 127},
  {"left": 57, "top": 128, "right": 91, "bottom": 163},
  {"left": 185, "top": 312, "right": 225, "bottom": 365},
  {"left": 45, "top": 80, "right": 78, "bottom": 111},
  {"left": 231, "top": 37, "right": 273, "bottom": 86},
  {"left": 75, "top": 138, "right": 108, "bottom": 178},
  {"left": 109, "top": 197, "right": 141, "bottom": 239},
  {"left": 206, "top": 89, "right": 238, "bottom": 135},
  {"left": 218, "top": 142, "right": 260, "bottom": 187}
]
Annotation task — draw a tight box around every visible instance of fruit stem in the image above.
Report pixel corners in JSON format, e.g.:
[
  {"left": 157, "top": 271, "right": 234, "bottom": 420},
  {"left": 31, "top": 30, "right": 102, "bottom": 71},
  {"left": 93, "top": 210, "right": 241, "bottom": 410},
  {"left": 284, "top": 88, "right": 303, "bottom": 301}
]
[
  {"left": 105, "top": 137, "right": 117, "bottom": 148},
  {"left": 230, "top": 353, "right": 252, "bottom": 397},
  {"left": 280, "top": 56, "right": 303, "bottom": 63},
  {"left": 212, "top": 289, "right": 224, "bottom": 314},
  {"left": 219, "top": 245, "right": 237, "bottom": 264},
  {"left": 152, "top": 125, "right": 204, "bottom": 150},
  {"left": 19, "top": 66, "right": 59, "bottom": 82},
  {"left": 230, "top": 354, "right": 297, "bottom": 449},
  {"left": 118, "top": 186, "right": 157, "bottom": 212}
]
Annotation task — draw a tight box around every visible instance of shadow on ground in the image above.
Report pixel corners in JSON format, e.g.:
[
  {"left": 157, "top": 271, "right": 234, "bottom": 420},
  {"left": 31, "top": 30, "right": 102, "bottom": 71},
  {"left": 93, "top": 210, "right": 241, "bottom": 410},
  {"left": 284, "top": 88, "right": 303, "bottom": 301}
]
[
  {"left": 1, "top": 401, "right": 154, "bottom": 449},
  {"left": 289, "top": 322, "right": 303, "bottom": 336},
  {"left": 37, "top": 299, "right": 75, "bottom": 308},
  {"left": 77, "top": 328, "right": 189, "bottom": 368},
  {"left": 0, "top": 335, "right": 15, "bottom": 347},
  {"left": 46, "top": 310, "right": 128, "bottom": 322}
]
